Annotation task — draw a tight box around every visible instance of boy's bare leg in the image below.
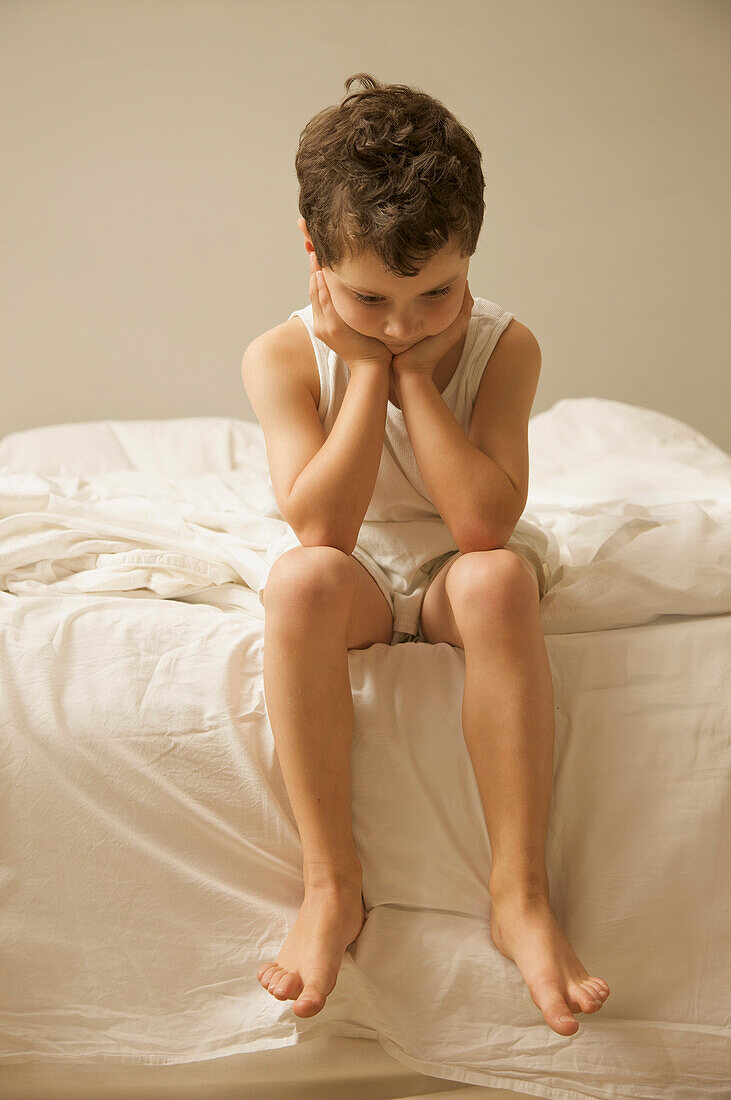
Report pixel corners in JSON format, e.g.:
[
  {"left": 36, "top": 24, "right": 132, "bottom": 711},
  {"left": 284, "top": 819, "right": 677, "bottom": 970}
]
[
  {"left": 256, "top": 577, "right": 368, "bottom": 1018},
  {"left": 452, "top": 554, "right": 611, "bottom": 1035}
]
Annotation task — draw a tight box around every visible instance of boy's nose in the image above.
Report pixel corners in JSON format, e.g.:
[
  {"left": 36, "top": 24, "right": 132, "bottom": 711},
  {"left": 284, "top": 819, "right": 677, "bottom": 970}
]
[{"left": 383, "top": 329, "right": 421, "bottom": 344}]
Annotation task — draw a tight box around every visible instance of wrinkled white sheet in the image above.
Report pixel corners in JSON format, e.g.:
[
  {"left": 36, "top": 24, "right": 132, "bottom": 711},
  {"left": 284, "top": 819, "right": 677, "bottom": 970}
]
[
  {"left": 0, "top": 399, "right": 729, "bottom": 1099},
  {"left": 0, "top": 400, "right": 728, "bottom": 635}
]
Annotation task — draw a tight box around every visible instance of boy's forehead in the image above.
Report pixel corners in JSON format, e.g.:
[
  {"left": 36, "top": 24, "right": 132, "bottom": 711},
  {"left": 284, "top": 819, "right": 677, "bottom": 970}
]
[{"left": 337, "top": 244, "right": 465, "bottom": 287}]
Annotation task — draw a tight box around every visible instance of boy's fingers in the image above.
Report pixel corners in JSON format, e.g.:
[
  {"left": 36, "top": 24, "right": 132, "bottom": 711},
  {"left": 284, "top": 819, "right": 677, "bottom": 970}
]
[
  {"left": 309, "top": 266, "right": 323, "bottom": 322},
  {"left": 313, "top": 271, "right": 325, "bottom": 307}
]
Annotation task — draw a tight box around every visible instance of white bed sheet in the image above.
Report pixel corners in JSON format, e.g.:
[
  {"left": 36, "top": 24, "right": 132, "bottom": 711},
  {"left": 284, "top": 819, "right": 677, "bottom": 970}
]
[
  {"left": 0, "top": 398, "right": 728, "bottom": 1099},
  {"left": 0, "top": 1033, "right": 486, "bottom": 1099}
]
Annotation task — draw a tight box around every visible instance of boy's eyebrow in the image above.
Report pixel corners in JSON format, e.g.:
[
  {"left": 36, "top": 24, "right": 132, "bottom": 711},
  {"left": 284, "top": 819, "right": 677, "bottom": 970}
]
[{"left": 345, "top": 273, "right": 461, "bottom": 296}]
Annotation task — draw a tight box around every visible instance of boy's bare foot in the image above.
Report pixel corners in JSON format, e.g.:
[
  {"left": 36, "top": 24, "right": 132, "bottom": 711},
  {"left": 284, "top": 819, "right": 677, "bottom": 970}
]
[
  {"left": 257, "top": 881, "right": 366, "bottom": 1017},
  {"left": 489, "top": 891, "right": 610, "bottom": 1036}
]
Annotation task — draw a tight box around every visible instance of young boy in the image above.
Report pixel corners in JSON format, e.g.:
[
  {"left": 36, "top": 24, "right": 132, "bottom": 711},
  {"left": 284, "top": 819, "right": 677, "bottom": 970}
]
[{"left": 242, "top": 73, "right": 609, "bottom": 1035}]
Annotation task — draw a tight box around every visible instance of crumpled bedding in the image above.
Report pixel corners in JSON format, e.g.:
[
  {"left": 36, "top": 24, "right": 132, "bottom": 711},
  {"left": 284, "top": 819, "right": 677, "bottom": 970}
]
[
  {"left": 0, "top": 398, "right": 728, "bottom": 1098},
  {"left": 0, "top": 399, "right": 727, "bottom": 635}
]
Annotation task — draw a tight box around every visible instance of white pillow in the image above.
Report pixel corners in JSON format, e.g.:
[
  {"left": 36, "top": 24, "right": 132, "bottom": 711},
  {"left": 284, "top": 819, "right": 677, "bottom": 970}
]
[
  {"left": 0, "top": 417, "right": 265, "bottom": 478},
  {"left": 527, "top": 398, "right": 731, "bottom": 505},
  {"left": 1, "top": 400, "right": 727, "bottom": 506}
]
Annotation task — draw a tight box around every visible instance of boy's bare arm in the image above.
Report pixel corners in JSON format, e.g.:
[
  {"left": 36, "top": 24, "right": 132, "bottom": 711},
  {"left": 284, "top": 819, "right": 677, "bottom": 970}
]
[
  {"left": 288, "top": 360, "right": 389, "bottom": 555},
  {"left": 244, "top": 247, "right": 393, "bottom": 555},
  {"left": 287, "top": 247, "right": 394, "bottom": 555}
]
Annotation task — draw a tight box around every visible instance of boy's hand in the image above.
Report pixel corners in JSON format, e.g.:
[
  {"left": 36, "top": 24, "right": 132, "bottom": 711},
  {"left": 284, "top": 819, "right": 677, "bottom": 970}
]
[
  {"left": 308, "top": 251, "right": 393, "bottom": 369},
  {"left": 390, "top": 281, "right": 474, "bottom": 383}
]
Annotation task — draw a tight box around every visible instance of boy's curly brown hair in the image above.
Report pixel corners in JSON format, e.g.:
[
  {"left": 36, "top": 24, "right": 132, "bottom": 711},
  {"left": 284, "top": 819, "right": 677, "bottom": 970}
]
[{"left": 295, "top": 73, "right": 485, "bottom": 279}]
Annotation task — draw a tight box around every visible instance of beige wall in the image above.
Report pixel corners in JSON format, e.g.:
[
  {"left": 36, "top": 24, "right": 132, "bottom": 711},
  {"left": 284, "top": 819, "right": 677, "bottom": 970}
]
[{"left": 1, "top": 0, "right": 729, "bottom": 452}]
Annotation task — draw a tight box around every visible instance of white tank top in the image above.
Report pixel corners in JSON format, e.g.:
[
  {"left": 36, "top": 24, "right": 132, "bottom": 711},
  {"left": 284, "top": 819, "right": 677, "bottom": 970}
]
[
  {"left": 261, "top": 294, "right": 550, "bottom": 635},
  {"left": 286, "top": 296, "right": 515, "bottom": 569}
]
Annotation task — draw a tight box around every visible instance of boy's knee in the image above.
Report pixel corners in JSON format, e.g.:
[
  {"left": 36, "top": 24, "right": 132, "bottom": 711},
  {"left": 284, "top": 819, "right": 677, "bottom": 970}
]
[{"left": 263, "top": 546, "right": 357, "bottom": 610}]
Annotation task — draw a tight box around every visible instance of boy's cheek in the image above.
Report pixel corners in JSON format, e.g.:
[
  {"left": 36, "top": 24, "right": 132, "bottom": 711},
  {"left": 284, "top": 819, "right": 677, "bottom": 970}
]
[
  {"left": 333, "top": 296, "right": 368, "bottom": 333},
  {"left": 327, "top": 289, "right": 351, "bottom": 321}
]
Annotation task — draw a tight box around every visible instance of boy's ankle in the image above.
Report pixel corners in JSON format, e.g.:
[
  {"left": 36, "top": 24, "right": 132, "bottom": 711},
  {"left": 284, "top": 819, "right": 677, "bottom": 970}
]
[{"left": 303, "top": 857, "right": 363, "bottom": 892}]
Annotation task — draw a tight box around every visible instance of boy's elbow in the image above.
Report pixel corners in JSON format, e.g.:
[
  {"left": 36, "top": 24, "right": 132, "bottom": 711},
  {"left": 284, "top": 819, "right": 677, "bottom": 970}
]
[
  {"left": 284, "top": 503, "right": 356, "bottom": 557},
  {"left": 299, "top": 529, "right": 357, "bottom": 557},
  {"left": 301, "top": 521, "right": 358, "bottom": 558}
]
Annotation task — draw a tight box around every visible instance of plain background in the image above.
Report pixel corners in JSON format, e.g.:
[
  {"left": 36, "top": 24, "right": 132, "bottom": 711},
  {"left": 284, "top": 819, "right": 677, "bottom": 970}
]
[{"left": 1, "top": 0, "right": 729, "bottom": 453}]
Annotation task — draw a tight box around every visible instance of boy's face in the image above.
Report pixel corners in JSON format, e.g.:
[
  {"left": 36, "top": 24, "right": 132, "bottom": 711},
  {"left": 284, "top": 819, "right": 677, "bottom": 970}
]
[{"left": 299, "top": 220, "right": 470, "bottom": 356}]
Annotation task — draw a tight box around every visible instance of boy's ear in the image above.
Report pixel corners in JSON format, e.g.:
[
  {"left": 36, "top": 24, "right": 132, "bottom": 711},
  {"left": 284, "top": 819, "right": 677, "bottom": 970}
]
[
  {"left": 297, "top": 217, "right": 316, "bottom": 261},
  {"left": 297, "top": 216, "right": 310, "bottom": 245}
]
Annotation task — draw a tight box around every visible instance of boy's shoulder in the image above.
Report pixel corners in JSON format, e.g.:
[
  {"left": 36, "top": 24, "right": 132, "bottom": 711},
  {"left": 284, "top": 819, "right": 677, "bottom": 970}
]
[{"left": 248, "top": 315, "right": 320, "bottom": 407}]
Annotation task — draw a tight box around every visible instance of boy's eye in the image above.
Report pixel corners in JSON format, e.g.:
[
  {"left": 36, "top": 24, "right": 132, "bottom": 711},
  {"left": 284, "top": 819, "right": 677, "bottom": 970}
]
[{"left": 354, "top": 286, "right": 452, "bottom": 305}]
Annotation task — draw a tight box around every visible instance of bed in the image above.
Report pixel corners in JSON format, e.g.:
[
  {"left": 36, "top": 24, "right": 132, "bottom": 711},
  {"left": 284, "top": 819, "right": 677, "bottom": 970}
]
[{"left": 0, "top": 397, "right": 728, "bottom": 1099}]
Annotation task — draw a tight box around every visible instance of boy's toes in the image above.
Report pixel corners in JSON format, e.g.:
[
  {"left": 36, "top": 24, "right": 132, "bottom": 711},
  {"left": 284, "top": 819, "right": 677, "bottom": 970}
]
[
  {"left": 531, "top": 980, "right": 579, "bottom": 1034},
  {"left": 293, "top": 968, "right": 337, "bottom": 1018},
  {"left": 258, "top": 964, "right": 279, "bottom": 988},
  {"left": 574, "top": 982, "right": 603, "bottom": 1013},
  {"left": 269, "top": 969, "right": 291, "bottom": 998},
  {"left": 272, "top": 972, "right": 302, "bottom": 1000},
  {"left": 265, "top": 967, "right": 287, "bottom": 993},
  {"left": 293, "top": 995, "right": 324, "bottom": 1017},
  {"left": 552, "top": 1007, "right": 579, "bottom": 1034}
]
